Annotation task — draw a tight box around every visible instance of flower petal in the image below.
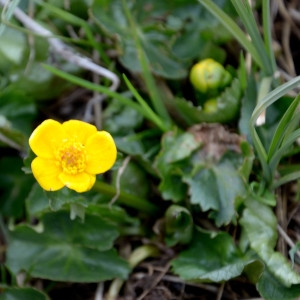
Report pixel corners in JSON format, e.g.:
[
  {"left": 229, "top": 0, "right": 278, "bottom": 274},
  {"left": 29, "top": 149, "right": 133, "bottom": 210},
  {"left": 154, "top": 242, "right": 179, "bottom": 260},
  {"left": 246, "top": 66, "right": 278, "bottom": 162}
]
[
  {"left": 62, "top": 120, "right": 97, "bottom": 144},
  {"left": 29, "top": 119, "right": 65, "bottom": 158},
  {"left": 31, "top": 157, "right": 64, "bottom": 191},
  {"left": 85, "top": 131, "right": 117, "bottom": 174},
  {"left": 58, "top": 172, "right": 95, "bottom": 193}
]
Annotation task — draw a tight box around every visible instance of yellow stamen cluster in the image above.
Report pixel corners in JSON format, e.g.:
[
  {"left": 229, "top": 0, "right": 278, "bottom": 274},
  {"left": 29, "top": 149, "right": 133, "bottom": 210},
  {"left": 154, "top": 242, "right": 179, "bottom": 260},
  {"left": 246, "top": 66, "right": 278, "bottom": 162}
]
[{"left": 57, "top": 140, "right": 86, "bottom": 175}]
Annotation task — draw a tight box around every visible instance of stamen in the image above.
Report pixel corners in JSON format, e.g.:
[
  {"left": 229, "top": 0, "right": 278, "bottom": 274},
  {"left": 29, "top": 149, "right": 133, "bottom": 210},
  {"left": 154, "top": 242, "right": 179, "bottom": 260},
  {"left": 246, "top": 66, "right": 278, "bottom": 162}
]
[{"left": 57, "top": 140, "right": 86, "bottom": 174}]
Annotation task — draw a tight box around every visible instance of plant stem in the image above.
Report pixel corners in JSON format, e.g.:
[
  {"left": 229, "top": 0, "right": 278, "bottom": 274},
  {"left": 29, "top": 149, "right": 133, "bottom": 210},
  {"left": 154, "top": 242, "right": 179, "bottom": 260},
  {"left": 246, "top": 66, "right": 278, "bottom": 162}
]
[{"left": 93, "top": 181, "right": 159, "bottom": 215}]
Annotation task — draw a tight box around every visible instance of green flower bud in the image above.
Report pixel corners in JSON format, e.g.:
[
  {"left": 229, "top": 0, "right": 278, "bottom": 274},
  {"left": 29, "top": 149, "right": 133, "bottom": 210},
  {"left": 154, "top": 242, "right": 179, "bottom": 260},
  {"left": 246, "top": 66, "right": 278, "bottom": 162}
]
[
  {"left": 189, "top": 58, "right": 232, "bottom": 94},
  {"left": 203, "top": 98, "right": 217, "bottom": 114}
]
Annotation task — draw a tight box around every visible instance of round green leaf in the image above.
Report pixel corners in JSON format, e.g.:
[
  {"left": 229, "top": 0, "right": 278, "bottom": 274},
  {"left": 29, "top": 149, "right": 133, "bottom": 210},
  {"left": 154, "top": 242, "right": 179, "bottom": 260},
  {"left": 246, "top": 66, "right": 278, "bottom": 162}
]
[
  {"left": 171, "top": 229, "right": 261, "bottom": 282},
  {"left": 257, "top": 269, "right": 300, "bottom": 300},
  {"left": 240, "top": 199, "right": 300, "bottom": 287},
  {"left": 0, "top": 286, "right": 49, "bottom": 300},
  {"left": 6, "top": 211, "right": 130, "bottom": 282}
]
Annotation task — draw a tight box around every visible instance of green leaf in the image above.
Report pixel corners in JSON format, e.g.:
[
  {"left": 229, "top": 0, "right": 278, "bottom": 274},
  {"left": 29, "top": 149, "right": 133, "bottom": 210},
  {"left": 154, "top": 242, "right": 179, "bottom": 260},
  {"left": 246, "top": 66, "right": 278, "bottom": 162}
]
[
  {"left": 103, "top": 97, "right": 143, "bottom": 135},
  {"left": 174, "top": 77, "right": 242, "bottom": 125},
  {"left": 0, "top": 89, "right": 36, "bottom": 136},
  {"left": 289, "top": 241, "right": 300, "bottom": 268},
  {"left": 0, "top": 116, "right": 26, "bottom": 151},
  {"left": 26, "top": 183, "right": 50, "bottom": 217},
  {"left": 240, "top": 199, "right": 300, "bottom": 287},
  {"left": 172, "top": 228, "right": 263, "bottom": 282},
  {"left": 6, "top": 211, "right": 130, "bottom": 282},
  {"left": 0, "top": 286, "right": 49, "bottom": 300},
  {"left": 230, "top": 0, "right": 273, "bottom": 75},
  {"left": 197, "top": 0, "right": 257, "bottom": 65},
  {"left": 184, "top": 157, "right": 247, "bottom": 226},
  {"left": 267, "top": 94, "right": 300, "bottom": 162},
  {"left": 257, "top": 269, "right": 300, "bottom": 300},
  {"left": 164, "top": 205, "right": 193, "bottom": 247},
  {"left": 239, "top": 141, "right": 254, "bottom": 184},
  {"left": 0, "top": 27, "right": 26, "bottom": 69},
  {"left": 45, "top": 187, "right": 88, "bottom": 212},
  {"left": 123, "top": 74, "right": 167, "bottom": 132},
  {"left": 111, "top": 160, "right": 150, "bottom": 199},
  {"left": 85, "top": 203, "right": 143, "bottom": 236},
  {"left": 250, "top": 75, "right": 300, "bottom": 185},
  {"left": 0, "top": 157, "right": 34, "bottom": 218},
  {"left": 155, "top": 129, "right": 200, "bottom": 202},
  {"left": 86, "top": 203, "right": 137, "bottom": 225},
  {"left": 238, "top": 73, "right": 257, "bottom": 141},
  {"left": 158, "top": 130, "right": 201, "bottom": 163},
  {"left": 159, "top": 174, "right": 188, "bottom": 202},
  {"left": 91, "top": 0, "right": 187, "bottom": 79},
  {"left": 85, "top": 203, "right": 140, "bottom": 236},
  {"left": 0, "top": 87, "right": 36, "bottom": 151}
]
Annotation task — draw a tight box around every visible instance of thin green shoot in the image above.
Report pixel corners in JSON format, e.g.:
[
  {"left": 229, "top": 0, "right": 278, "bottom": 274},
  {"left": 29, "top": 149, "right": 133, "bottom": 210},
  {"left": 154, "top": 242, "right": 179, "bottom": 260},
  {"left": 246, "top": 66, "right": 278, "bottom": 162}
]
[
  {"left": 250, "top": 75, "right": 300, "bottom": 186},
  {"left": 267, "top": 94, "right": 300, "bottom": 161},
  {"left": 230, "top": 0, "right": 273, "bottom": 76},
  {"left": 199, "top": 0, "right": 263, "bottom": 71},
  {"left": 121, "top": 0, "right": 172, "bottom": 128},
  {"left": 262, "top": 0, "right": 277, "bottom": 74},
  {"left": 123, "top": 74, "right": 168, "bottom": 132}
]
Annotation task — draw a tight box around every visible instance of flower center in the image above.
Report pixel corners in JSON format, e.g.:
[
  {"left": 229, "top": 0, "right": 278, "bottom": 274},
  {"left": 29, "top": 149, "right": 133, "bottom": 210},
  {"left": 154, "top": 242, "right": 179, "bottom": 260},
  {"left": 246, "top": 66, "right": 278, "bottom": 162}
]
[{"left": 57, "top": 140, "right": 86, "bottom": 175}]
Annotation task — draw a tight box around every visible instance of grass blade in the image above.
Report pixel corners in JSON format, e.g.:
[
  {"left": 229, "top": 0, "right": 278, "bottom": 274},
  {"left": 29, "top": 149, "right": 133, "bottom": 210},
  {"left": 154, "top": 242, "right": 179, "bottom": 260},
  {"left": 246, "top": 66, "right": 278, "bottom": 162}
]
[
  {"left": 123, "top": 74, "right": 167, "bottom": 132},
  {"left": 43, "top": 64, "right": 151, "bottom": 120},
  {"left": 262, "top": 0, "right": 277, "bottom": 73},
  {"left": 230, "top": 0, "right": 273, "bottom": 75},
  {"left": 199, "top": 0, "right": 263, "bottom": 70},
  {"left": 267, "top": 94, "right": 300, "bottom": 160}
]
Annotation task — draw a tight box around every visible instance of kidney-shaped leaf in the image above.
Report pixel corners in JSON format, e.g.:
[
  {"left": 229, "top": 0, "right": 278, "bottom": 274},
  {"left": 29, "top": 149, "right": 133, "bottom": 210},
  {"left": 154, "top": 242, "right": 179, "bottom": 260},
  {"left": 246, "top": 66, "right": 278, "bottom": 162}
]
[
  {"left": 240, "top": 199, "right": 300, "bottom": 287},
  {"left": 184, "top": 157, "right": 246, "bottom": 226},
  {"left": 155, "top": 130, "right": 200, "bottom": 202},
  {"left": 257, "top": 269, "right": 300, "bottom": 300},
  {"left": 91, "top": 0, "right": 187, "bottom": 79},
  {"left": 0, "top": 286, "right": 49, "bottom": 300},
  {"left": 171, "top": 229, "right": 263, "bottom": 282},
  {"left": 6, "top": 211, "right": 130, "bottom": 282}
]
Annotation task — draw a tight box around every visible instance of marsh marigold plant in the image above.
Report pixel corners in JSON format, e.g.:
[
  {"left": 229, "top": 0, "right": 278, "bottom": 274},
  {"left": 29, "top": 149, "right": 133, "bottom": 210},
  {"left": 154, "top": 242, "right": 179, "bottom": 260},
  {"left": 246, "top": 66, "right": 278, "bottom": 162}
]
[{"left": 29, "top": 119, "right": 117, "bottom": 193}]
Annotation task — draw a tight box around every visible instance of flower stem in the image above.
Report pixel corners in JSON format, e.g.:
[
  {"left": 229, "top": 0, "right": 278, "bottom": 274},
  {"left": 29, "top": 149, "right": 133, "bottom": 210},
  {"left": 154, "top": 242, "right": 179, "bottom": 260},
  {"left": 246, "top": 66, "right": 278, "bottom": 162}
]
[{"left": 93, "top": 181, "right": 159, "bottom": 215}]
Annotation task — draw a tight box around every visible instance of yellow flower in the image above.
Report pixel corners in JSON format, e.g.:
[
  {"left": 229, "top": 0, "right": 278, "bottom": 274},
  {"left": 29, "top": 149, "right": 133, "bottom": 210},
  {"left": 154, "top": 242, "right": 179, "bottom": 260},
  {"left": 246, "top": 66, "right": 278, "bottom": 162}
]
[{"left": 29, "top": 119, "right": 117, "bottom": 193}]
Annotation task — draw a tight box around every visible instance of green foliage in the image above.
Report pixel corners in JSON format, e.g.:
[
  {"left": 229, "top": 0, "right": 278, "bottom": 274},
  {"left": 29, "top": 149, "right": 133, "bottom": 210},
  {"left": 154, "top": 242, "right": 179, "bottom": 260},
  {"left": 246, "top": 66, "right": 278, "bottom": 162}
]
[
  {"left": 172, "top": 228, "right": 263, "bottom": 282},
  {"left": 91, "top": 0, "right": 186, "bottom": 79},
  {"left": 240, "top": 199, "right": 300, "bottom": 287},
  {"left": 184, "top": 154, "right": 247, "bottom": 226},
  {"left": 103, "top": 96, "right": 144, "bottom": 135},
  {"left": 164, "top": 205, "right": 193, "bottom": 246},
  {"left": 6, "top": 211, "right": 130, "bottom": 282},
  {"left": 0, "top": 89, "right": 36, "bottom": 150},
  {"left": 155, "top": 129, "right": 200, "bottom": 202},
  {"left": 0, "top": 26, "right": 26, "bottom": 69},
  {"left": 0, "top": 157, "right": 34, "bottom": 218},
  {"left": 1, "top": 0, "right": 300, "bottom": 298},
  {"left": 0, "top": 286, "right": 49, "bottom": 300},
  {"left": 250, "top": 75, "right": 300, "bottom": 187},
  {"left": 257, "top": 269, "right": 300, "bottom": 300},
  {"left": 111, "top": 160, "right": 150, "bottom": 199},
  {"left": 174, "top": 77, "right": 242, "bottom": 125},
  {"left": 156, "top": 125, "right": 251, "bottom": 226}
]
